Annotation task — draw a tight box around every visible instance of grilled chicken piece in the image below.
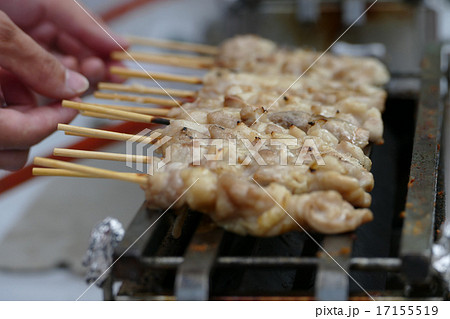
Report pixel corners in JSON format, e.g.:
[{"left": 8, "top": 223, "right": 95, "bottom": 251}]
[
  {"left": 253, "top": 166, "right": 371, "bottom": 207},
  {"left": 144, "top": 166, "right": 373, "bottom": 236},
  {"left": 216, "top": 35, "right": 389, "bottom": 86},
  {"left": 215, "top": 174, "right": 372, "bottom": 236},
  {"left": 267, "top": 111, "right": 370, "bottom": 149},
  {"left": 202, "top": 69, "right": 387, "bottom": 111},
  {"left": 169, "top": 104, "right": 372, "bottom": 149},
  {"left": 156, "top": 112, "right": 374, "bottom": 192},
  {"left": 196, "top": 70, "right": 385, "bottom": 143},
  {"left": 147, "top": 130, "right": 373, "bottom": 208}
]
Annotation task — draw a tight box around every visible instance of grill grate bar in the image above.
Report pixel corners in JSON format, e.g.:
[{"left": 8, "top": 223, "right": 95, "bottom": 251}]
[
  {"left": 140, "top": 256, "right": 401, "bottom": 271},
  {"left": 315, "top": 235, "right": 353, "bottom": 300},
  {"left": 399, "top": 43, "right": 446, "bottom": 284},
  {"left": 175, "top": 217, "right": 225, "bottom": 300}
]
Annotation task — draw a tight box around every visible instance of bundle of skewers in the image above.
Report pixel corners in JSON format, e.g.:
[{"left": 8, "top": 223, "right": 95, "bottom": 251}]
[{"left": 33, "top": 35, "right": 389, "bottom": 237}]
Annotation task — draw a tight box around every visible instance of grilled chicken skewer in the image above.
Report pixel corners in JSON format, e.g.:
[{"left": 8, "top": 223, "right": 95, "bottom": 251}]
[
  {"left": 52, "top": 122, "right": 374, "bottom": 208},
  {"left": 99, "top": 68, "right": 385, "bottom": 144},
  {"left": 126, "top": 35, "right": 219, "bottom": 55},
  {"left": 144, "top": 162, "right": 373, "bottom": 236},
  {"left": 118, "top": 35, "right": 389, "bottom": 86},
  {"left": 33, "top": 157, "right": 372, "bottom": 236},
  {"left": 33, "top": 34, "right": 390, "bottom": 237}
]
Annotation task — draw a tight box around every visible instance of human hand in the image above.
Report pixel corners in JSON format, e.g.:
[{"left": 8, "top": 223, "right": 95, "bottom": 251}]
[
  {"left": 0, "top": 0, "right": 128, "bottom": 170},
  {"left": 0, "top": 0, "right": 129, "bottom": 85}
]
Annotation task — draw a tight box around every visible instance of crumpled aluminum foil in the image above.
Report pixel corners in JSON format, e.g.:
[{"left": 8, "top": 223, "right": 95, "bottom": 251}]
[
  {"left": 82, "top": 217, "right": 125, "bottom": 287},
  {"left": 432, "top": 221, "right": 450, "bottom": 289}
]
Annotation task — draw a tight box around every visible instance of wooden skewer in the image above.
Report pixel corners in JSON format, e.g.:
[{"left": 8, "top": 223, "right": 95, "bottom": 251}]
[
  {"left": 89, "top": 103, "right": 171, "bottom": 116},
  {"left": 73, "top": 100, "right": 172, "bottom": 116},
  {"left": 33, "top": 168, "right": 95, "bottom": 178},
  {"left": 81, "top": 106, "right": 170, "bottom": 118},
  {"left": 80, "top": 111, "right": 129, "bottom": 121},
  {"left": 58, "top": 124, "right": 157, "bottom": 144},
  {"left": 94, "top": 92, "right": 181, "bottom": 107},
  {"left": 80, "top": 110, "right": 170, "bottom": 125},
  {"left": 62, "top": 100, "right": 160, "bottom": 124},
  {"left": 142, "top": 51, "right": 214, "bottom": 61},
  {"left": 33, "top": 157, "right": 148, "bottom": 185},
  {"left": 65, "top": 131, "right": 100, "bottom": 139},
  {"left": 112, "top": 51, "right": 214, "bottom": 69},
  {"left": 98, "top": 83, "right": 197, "bottom": 98},
  {"left": 110, "top": 66, "right": 203, "bottom": 84},
  {"left": 54, "top": 148, "right": 153, "bottom": 163},
  {"left": 113, "top": 51, "right": 215, "bottom": 62},
  {"left": 127, "top": 35, "right": 219, "bottom": 55}
]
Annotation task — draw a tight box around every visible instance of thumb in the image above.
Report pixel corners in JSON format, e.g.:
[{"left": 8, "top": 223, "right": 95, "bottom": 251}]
[{"left": 0, "top": 11, "right": 89, "bottom": 99}]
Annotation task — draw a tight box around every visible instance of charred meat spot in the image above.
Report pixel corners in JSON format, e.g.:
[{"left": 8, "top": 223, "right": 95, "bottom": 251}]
[
  {"left": 182, "top": 127, "right": 188, "bottom": 132},
  {"left": 283, "top": 96, "right": 289, "bottom": 101},
  {"left": 309, "top": 168, "right": 316, "bottom": 173},
  {"left": 336, "top": 110, "right": 340, "bottom": 114},
  {"left": 308, "top": 121, "right": 315, "bottom": 126},
  {"left": 237, "top": 120, "right": 241, "bottom": 125}
]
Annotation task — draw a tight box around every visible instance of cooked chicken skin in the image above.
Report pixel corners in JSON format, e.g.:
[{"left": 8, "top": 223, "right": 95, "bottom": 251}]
[
  {"left": 197, "top": 69, "right": 385, "bottom": 143},
  {"left": 201, "top": 69, "right": 387, "bottom": 112},
  {"left": 150, "top": 118, "right": 374, "bottom": 208},
  {"left": 144, "top": 165, "right": 373, "bottom": 236},
  {"left": 216, "top": 35, "right": 390, "bottom": 86}
]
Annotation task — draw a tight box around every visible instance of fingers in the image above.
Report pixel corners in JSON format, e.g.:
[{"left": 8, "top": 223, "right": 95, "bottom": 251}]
[
  {"left": 0, "top": 149, "right": 29, "bottom": 171},
  {"left": 0, "top": 70, "right": 37, "bottom": 106},
  {"left": 80, "top": 57, "right": 106, "bottom": 84},
  {"left": 44, "top": 0, "right": 128, "bottom": 57},
  {"left": 0, "top": 1, "right": 45, "bottom": 29},
  {"left": 105, "top": 60, "right": 128, "bottom": 83},
  {"left": 27, "top": 21, "right": 58, "bottom": 49},
  {"left": 56, "top": 31, "right": 95, "bottom": 60},
  {"left": 0, "top": 102, "right": 77, "bottom": 150},
  {"left": 0, "top": 11, "right": 89, "bottom": 99},
  {"left": 54, "top": 54, "right": 109, "bottom": 85}
]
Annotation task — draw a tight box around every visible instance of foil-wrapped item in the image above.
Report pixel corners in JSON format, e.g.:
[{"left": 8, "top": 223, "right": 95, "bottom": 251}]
[
  {"left": 82, "top": 217, "right": 125, "bottom": 287},
  {"left": 432, "top": 221, "right": 450, "bottom": 289}
]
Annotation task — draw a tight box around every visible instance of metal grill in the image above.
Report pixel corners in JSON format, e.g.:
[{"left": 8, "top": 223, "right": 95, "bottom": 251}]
[{"left": 103, "top": 43, "right": 448, "bottom": 301}]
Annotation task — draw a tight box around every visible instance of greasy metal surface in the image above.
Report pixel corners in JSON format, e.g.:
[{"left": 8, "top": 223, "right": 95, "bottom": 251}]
[
  {"left": 175, "top": 218, "right": 225, "bottom": 300},
  {"left": 400, "top": 43, "right": 446, "bottom": 284},
  {"left": 315, "top": 235, "right": 353, "bottom": 301}
]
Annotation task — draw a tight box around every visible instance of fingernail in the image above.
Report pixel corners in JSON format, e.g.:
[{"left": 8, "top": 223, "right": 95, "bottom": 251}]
[{"left": 65, "top": 70, "right": 89, "bottom": 94}]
